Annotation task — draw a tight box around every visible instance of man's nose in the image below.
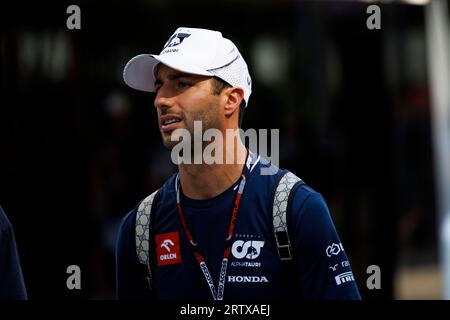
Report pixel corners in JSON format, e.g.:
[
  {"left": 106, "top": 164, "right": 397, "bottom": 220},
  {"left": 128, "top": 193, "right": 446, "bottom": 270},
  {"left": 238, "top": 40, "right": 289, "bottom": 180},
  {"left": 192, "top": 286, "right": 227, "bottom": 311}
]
[{"left": 154, "top": 89, "right": 175, "bottom": 110}]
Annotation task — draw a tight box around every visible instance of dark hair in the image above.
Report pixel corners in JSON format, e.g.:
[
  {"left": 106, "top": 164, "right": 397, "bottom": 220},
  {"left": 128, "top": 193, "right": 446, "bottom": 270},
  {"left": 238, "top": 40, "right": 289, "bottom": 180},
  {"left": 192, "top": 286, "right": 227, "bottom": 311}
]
[{"left": 212, "top": 77, "right": 246, "bottom": 128}]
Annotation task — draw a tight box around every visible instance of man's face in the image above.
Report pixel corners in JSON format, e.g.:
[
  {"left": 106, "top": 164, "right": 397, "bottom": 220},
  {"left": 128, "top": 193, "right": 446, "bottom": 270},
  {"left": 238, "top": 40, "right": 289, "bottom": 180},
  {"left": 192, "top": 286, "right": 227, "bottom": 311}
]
[{"left": 154, "top": 64, "right": 223, "bottom": 150}]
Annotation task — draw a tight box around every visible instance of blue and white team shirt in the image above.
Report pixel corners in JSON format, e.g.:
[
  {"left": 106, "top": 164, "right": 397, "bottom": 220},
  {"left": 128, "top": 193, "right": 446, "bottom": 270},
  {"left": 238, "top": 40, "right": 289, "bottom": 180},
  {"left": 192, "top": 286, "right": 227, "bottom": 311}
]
[
  {"left": 0, "top": 206, "right": 27, "bottom": 300},
  {"left": 115, "top": 154, "right": 361, "bottom": 300}
]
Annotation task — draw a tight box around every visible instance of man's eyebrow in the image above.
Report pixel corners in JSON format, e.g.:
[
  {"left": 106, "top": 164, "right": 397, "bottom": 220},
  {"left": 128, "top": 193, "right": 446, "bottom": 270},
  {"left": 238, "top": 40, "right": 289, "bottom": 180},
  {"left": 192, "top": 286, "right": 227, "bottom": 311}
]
[
  {"left": 155, "top": 72, "right": 197, "bottom": 85},
  {"left": 168, "top": 72, "right": 195, "bottom": 80}
]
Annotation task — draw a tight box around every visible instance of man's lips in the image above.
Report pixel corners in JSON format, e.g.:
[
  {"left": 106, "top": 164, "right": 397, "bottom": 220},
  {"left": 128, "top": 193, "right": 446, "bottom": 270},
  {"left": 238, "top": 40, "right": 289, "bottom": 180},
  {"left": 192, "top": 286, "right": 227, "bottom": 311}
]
[{"left": 159, "top": 114, "right": 182, "bottom": 133}]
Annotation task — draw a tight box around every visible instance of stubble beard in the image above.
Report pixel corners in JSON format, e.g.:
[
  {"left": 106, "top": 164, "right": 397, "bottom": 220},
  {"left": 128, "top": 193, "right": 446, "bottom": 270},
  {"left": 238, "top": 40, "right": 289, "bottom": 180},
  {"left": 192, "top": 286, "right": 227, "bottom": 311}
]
[{"left": 161, "top": 107, "right": 222, "bottom": 160}]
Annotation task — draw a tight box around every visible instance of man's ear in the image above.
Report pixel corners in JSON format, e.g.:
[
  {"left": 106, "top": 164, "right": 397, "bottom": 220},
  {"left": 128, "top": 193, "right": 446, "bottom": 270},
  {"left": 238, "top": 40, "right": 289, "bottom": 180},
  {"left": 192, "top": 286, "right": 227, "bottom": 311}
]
[{"left": 223, "top": 87, "right": 244, "bottom": 117}]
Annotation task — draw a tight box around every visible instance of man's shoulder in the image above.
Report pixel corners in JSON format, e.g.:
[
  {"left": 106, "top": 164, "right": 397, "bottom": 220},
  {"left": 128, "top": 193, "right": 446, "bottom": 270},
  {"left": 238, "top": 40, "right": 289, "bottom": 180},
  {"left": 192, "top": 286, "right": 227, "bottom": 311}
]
[
  {"left": 156, "top": 172, "right": 178, "bottom": 198},
  {"left": 288, "top": 180, "right": 335, "bottom": 232},
  {"left": 250, "top": 155, "right": 284, "bottom": 183},
  {"left": 118, "top": 172, "right": 178, "bottom": 233},
  {"left": 0, "top": 206, "right": 13, "bottom": 234},
  {"left": 141, "top": 172, "right": 178, "bottom": 205},
  {"left": 292, "top": 182, "right": 324, "bottom": 207},
  {"left": 259, "top": 162, "right": 329, "bottom": 220},
  {"left": 253, "top": 156, "right": 311, "bottom": 189},
  {"left": 118, "top": 209, "right": 138, "bottom": 236}
]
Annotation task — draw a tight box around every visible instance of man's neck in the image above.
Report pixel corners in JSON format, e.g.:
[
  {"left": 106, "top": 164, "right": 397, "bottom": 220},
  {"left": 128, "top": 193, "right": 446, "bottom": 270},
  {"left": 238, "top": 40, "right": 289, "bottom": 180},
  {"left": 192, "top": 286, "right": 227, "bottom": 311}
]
[{"left": 178, "top": 142, "right": 248, "bottom": 200}]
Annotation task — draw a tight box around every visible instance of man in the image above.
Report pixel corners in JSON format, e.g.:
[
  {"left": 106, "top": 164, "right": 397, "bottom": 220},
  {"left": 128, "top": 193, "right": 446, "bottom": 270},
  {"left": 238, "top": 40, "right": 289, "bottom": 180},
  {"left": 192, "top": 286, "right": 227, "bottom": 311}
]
[
  {"left": 0, "top": 206, "right": 27, "bottom": 299},
  {"left": 116, "top": 27, "right": 361, "bottom": 300}
]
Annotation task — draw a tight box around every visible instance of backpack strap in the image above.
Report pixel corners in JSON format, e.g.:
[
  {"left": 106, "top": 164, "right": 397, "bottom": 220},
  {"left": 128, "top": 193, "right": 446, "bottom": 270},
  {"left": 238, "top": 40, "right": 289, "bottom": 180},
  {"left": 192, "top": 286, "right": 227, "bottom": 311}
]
[
  {"left": 135, "top": 189, "right": 159, "bottom": 289},
  {"left": 272, "top": 171, "right": 304, "bottom": 261}
]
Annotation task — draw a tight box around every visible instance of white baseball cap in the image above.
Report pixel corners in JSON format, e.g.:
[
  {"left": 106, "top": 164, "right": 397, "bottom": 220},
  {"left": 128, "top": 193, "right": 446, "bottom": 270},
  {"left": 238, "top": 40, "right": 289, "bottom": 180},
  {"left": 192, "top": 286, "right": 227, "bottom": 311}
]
[{"left": 123, "top": 27, "right": 252, "bottom": 107}]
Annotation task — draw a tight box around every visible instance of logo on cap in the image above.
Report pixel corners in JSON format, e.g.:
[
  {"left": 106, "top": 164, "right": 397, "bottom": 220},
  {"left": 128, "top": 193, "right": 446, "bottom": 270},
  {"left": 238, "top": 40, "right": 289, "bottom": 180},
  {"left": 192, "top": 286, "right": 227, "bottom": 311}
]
[
  {"left": 163, "top": 32, "right": 191, "bottom": 50},
  {"left": 156, "top": 231, "right": 182, "bottom": 266}
]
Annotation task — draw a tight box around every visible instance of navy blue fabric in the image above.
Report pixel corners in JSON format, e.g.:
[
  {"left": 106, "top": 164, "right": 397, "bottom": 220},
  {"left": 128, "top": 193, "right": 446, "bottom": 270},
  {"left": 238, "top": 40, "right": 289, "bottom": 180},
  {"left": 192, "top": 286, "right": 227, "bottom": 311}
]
[
  {"left": 0, "top": 207, "right": 27, "bottom": 300},
  {"left": 116, "top": 157, "right": 361, "bottom": 300}
]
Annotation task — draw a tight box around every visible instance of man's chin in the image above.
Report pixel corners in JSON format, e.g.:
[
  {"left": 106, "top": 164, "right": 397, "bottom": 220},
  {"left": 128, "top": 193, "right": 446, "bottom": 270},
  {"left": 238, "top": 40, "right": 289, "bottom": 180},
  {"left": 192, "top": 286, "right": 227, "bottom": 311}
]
[
  {"left": 161, "top": 128, "right": 188, "bottom": 151},
  {"left": 162, "top": 139, "right": 176, "bottom": 151}
]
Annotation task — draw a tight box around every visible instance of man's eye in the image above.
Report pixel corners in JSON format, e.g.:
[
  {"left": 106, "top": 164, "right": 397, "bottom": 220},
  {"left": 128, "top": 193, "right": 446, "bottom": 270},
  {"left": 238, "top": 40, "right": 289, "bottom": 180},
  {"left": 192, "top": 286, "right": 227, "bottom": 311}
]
[{"left": 177, "top": 81, "right": 191, "bottom": 89}]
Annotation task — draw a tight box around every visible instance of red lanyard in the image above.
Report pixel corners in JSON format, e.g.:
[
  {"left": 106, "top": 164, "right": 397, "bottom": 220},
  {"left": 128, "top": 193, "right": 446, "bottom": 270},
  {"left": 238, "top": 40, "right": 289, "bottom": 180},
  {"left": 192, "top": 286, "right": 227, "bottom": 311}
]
[{"left": 175, "top": 151, "right": 257, "bottom": 300}]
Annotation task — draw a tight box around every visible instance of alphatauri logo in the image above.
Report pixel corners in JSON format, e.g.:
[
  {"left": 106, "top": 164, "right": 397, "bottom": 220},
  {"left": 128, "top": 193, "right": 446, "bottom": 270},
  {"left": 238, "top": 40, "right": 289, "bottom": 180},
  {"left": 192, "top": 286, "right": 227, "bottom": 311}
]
[
  {"left": 163, "top": 32, "right": 191, "bottom": 49},
  {"left": 156, "top": 232, "right": 182, "bottom": 266},
  {"left": 231, "top": 240, "right": 265, "bottom": 260},
  {"left": 228, "top": 275, "right": 269, "bottom": 283}
]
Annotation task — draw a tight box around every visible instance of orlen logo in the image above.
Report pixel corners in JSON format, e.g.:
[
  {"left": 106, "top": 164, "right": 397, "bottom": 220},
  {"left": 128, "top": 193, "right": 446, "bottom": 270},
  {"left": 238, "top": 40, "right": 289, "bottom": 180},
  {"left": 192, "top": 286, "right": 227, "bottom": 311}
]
[
  {"left": 231, "top": 240, "right": 265, "bottom": 259},
  {"left": 156, "top": 232, "right": 182, "bottom": 266},
  {"left": 161, "top": 239, "right": 174, "bottom": 252}
]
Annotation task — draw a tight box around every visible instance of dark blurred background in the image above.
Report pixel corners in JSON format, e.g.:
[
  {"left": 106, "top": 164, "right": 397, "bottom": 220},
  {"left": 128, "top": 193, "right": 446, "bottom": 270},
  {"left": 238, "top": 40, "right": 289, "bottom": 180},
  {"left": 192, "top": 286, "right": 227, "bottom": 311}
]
[{"left": 0, "top": 0, "right": 443, "bottom": 299}]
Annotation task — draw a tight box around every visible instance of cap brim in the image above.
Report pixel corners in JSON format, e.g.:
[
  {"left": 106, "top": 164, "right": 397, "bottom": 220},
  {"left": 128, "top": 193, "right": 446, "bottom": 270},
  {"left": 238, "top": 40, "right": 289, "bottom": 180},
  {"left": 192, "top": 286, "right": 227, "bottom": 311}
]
[{"left": 123, "top": 54, "right": 214, "bottom": 92}]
